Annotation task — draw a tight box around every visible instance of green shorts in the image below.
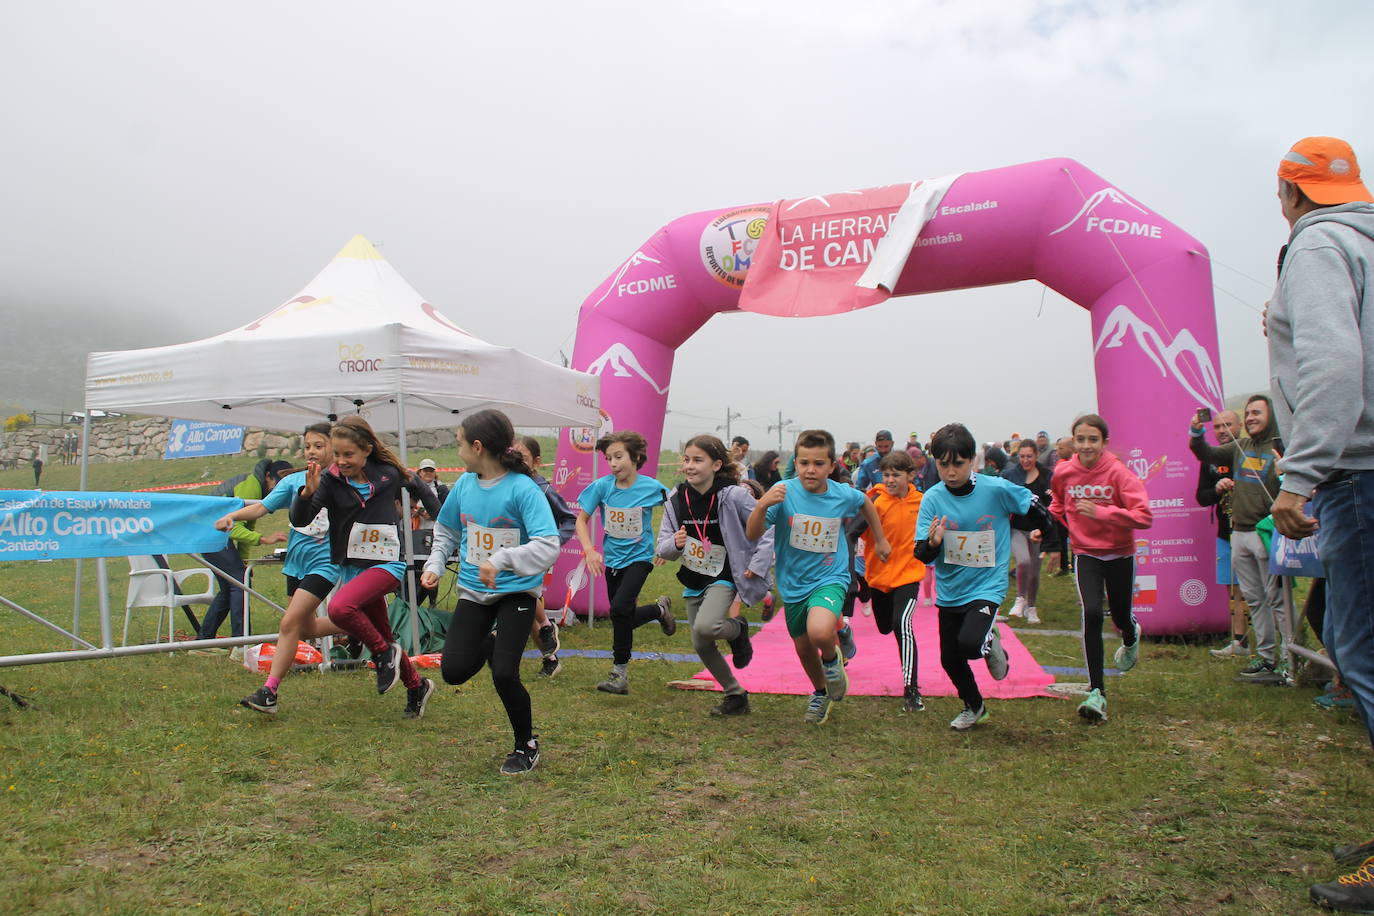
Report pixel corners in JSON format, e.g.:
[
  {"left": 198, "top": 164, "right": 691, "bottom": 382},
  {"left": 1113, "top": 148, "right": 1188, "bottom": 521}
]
[{"left": 784, "top": 583, "right": 848, "bottom": 637}]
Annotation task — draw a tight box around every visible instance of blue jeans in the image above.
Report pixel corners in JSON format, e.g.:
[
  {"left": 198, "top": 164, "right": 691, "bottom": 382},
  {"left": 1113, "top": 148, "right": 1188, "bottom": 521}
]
[
  {"left": 197, "top": 546, "right": 248, "bottom": 639},
  {"left": 1313, "top": 472, "right": 1374, "bottom": 749}
]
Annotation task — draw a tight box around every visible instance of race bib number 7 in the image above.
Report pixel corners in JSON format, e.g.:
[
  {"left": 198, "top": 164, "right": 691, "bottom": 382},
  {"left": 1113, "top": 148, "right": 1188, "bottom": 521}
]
[
  {"left": 347, "top": 522, "right": 400, "bottom": 561},
  {"left": 789, "top": 514, "right": 840, "bottom": 553},
  {"left": 466, "top": 523, "right": 520, "bottom": 564},
  {"left": 604, "top": 507, "right": 643, "bottom": 540},
  {"left": 943, "top": 528, "right": 995, "bottom": 568}
]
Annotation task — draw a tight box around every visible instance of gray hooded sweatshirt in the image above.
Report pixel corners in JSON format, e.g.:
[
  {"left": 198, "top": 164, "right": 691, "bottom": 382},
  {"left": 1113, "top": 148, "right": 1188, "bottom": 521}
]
[{"left": 1268, "top": 202, "right": 1374, "bottom": 498}]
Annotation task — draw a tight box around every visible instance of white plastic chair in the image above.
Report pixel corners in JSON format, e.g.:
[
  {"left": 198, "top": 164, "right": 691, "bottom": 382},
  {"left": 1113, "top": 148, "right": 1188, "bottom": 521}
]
[{"left": 123, "top": 555, "right": 217, "bottom": 645}]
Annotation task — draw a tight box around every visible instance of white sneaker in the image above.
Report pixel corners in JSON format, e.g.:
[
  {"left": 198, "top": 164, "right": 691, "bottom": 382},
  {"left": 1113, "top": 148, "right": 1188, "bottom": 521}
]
[
  {"left": 1025, "top": 607, "right": 1041, "bottom": 625},
  {"left": 985, "top": 626, "right": 1009, "bottom": 680},
  {"left": 1008, "top": 597, "right": 1026, "bottom": 619}
]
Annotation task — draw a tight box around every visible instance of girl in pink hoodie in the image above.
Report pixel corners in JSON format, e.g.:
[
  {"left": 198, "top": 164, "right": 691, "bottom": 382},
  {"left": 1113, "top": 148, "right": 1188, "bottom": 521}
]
[{"left": 1049, "top": 414, "right": 1153, "bottom": 723}]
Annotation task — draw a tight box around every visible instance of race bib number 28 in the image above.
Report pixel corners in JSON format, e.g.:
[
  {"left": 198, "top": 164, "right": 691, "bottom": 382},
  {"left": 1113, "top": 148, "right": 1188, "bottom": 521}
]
[{"left": 604, "top": 507, "right": 643, "bottom": 540}]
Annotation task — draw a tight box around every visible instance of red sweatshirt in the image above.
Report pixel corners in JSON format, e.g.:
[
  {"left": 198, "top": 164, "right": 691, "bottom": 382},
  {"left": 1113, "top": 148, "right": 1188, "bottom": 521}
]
[{"left": 1048, "top": 450, "right": 1153, "bottom": 556}]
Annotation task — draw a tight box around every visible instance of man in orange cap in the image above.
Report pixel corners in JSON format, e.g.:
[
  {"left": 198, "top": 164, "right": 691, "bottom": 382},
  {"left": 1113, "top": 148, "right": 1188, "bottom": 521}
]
[{"left": 1267, "top": 136, "right": 1374, "bottom": 913}]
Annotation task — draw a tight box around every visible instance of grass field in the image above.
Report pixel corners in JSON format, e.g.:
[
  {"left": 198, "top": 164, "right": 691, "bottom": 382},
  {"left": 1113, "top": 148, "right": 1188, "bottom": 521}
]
[{"left": 0, "top": 455, "right": 1368, "bottom": 915}]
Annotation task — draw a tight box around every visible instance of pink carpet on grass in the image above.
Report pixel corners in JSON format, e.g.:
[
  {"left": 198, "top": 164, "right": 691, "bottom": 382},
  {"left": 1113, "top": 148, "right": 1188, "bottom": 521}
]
[{"left": 684, "top": 602, "right": 1058, "bottom": 699}]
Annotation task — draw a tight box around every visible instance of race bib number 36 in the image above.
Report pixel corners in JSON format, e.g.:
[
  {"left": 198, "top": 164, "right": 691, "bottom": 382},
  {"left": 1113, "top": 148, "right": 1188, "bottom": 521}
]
[
  {"left": 683, "top": 536, "right": 727, "bottom": 576},
  {"left": 604, "top": 507, "right": 643, "bottom": 540},
  {"left": 943, "top": 529, "right": 995, "bottom": 568},
  {"left": 466, "top": 523, "right": 520, "bottom": 564},
  {"left": 347, "top": 522, "right": 400, "bottom": 561},
  {"left": 789, "top": 514, "right": 840, "bottom": 553}
]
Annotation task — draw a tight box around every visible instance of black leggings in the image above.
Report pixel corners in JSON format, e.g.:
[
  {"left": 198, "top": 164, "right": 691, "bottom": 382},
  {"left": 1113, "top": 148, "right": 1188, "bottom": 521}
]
[
  {"left": 871, "top": 582, "right": 920, "bottom": 691},
  {"left": 441, "top": 592, "right": 537, "bottom": 744},
  {"left": 1074, "top": 555, "right": 1138, "bottom": 693},
  {"left": 605, "top": 562, "right": 663, "bottom": 666},
  {"left": 938, "top": 600, "right": 999, "bottom": 710}
]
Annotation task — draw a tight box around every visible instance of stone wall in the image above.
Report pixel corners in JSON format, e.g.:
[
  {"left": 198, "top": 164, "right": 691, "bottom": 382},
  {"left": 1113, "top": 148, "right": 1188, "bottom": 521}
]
[{"left": 0, "top": 417, "right": 458, "bottom": 465}]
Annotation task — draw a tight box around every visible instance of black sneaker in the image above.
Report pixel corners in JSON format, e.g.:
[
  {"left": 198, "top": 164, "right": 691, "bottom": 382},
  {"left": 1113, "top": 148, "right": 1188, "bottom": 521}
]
[
  {"left": 729, "top": 616, "right": 754, "bottom": 669},
  {"left": 1237, "top": 659, "right": 1282, "bottom": 683},
  {"left": 539, "top": 655, "right": 562, "bottom": 679},
  {"left": 709, "top": 692, "right": 751, "bottom": 717},
  {"left": 1310, "top": 856, "right": 1374, "bottom": 913},
  {"left": 656, "top": 596, "right": 677, "bottom": 636},
  {"left": 403, "top": 678, "right": 434, "bottom": 719},
  {"left": 901, "top": 687, "right": 924, "bottom": 713},
  {"left": 537, "top": 623, "right": 560, "bottom": 657},
  {"left": 1336, "top": 839, "right": 1374, "bottom": 867},
  {"left": 239, "top": 685, "right": 278, "bottom": 715},
  {"left": 500, "top": 739, "right": 540, "bottom": 776},
  {"left": 374, "top": 642, "right": 402, "bottom": 695}
]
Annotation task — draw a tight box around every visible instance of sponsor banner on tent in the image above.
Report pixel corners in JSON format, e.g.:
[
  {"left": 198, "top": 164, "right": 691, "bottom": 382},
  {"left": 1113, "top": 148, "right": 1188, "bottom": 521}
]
[
  {"left": 0, "top": 491, "right": 241, "bottom": 561},
  {"left": 164, "top": 420, "right": 245, "bottom": 459}
]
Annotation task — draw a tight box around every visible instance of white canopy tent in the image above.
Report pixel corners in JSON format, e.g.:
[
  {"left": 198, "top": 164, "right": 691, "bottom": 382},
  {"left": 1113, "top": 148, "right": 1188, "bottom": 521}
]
[
  {"left": 86, "top": 235, "right": 600, "bottom": 431},
  {"left": 3, "top": 235, "right": 604, "bottom": 668}
]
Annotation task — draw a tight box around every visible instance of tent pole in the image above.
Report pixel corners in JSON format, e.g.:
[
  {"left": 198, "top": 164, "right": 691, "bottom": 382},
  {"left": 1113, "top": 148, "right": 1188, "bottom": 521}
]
[
  {"left": 396, "top": 392, "right": 421, "bottom": 657},
  {"left": 72, "top": 409, "right": 92, "bottom": 647}
]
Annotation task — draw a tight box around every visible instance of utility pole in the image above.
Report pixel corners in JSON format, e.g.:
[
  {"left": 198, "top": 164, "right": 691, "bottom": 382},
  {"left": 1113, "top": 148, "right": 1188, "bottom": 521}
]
[
  {"left": 717, "top": 407, "right": 742, "bottom": 442},
  {"left": 768, "top": 411, "right": 793, "bottom": 452}
]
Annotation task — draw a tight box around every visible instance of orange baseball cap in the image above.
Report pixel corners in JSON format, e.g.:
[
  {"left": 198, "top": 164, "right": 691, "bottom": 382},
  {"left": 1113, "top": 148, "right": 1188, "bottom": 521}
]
[{"left": 1278, "top": 137, "right": 1373, "bottom": 205}]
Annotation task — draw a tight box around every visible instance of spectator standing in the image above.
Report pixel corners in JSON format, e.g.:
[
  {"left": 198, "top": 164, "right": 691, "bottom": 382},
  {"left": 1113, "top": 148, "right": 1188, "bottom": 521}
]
[
  {"left": 853, "top": 429, "right": 894, "bottom": 490},
  {"left": 1194, "top": 410, "right": 1247, "bottom": 658}
]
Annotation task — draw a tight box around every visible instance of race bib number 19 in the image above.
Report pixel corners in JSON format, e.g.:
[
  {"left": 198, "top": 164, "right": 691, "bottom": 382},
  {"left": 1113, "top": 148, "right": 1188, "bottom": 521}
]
[
  {"left": 466, "top": 523, "right": 520, "bottom": 564},
  {"left": 346, "top": 522, "right": 400, "bottom": 561},
  {"left": 789, "top": 514, "right": 840, "bottom": 553},
  {"left": 604, "top": 507, "right": 643, "bottom": 540},
  {"left": 943, "top": 529, "right": 995, "bottom": 568}
]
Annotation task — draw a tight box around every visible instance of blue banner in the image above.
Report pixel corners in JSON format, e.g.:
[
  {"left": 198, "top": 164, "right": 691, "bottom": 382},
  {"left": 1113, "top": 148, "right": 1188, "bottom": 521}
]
[
  {"left": 164, "top": 420, "right": 245, "bottom": 459},
  {"left": 1269, "top": 532, "right": 1325, "bottom": 578},
  {"left": 0, "top": 491, "right": 243, "bottom": 561}
]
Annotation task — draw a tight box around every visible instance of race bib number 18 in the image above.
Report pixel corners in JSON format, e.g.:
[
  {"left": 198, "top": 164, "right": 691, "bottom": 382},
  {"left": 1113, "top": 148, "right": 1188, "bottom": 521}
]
[
  {"left": 943, "top": 529, "right": 995, "bottom": 568},
  {"left": 789, "top": 514, "right": 840, "bottom": 553},
  {"left": 346, "top": 522, "right": 400, "bottom": 561}
]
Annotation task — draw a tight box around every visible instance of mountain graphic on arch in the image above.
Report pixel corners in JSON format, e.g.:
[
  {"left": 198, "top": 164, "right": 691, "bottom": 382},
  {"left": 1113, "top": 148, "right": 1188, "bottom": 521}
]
[
  {"left": 585, "top": 342, "right": 668, "bottom": 395},
  {"left": 1093, "top": 304, "right": 1223, "bottom": 410}
]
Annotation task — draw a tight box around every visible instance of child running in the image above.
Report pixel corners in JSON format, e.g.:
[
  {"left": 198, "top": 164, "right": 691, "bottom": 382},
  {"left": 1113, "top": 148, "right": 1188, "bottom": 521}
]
[
  {"left": 514, "top": 435, "right": 577, "bottom": 678},
  {"left": 215, "top": 423, "right": 346, "bottom": 715},
  {"left": 656, "top": 434, "right": 775, "bottom": 717},
  {"left": 1048, "top": 413, "right": 1153, "bottom": 723},
  {"left": 575, "top": 431, "right": 675, "bottom": 696},
  {"left": 420, "top": 410, "right": 559, "bottom": 775},
  {"left": 290, "top": 416, "right": 441, "bottom": 718},
  {"left": 853, "top": 449, "right": 928, "bottom": 713},
  {"left": 747, "top": 429, "right": 890, "bottom": 725},
  {"left": 915, "top": 423, "right": 1047, "bottom": 731}
]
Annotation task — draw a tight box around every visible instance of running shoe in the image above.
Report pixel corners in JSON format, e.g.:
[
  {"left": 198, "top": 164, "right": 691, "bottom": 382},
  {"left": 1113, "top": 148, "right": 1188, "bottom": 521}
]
[
  {"left": 837, "top": 624, "right": 857, "bottom": 663},
  {"left": 728, "top": 617, "right": 753, "bottom": 669},
  {"left": 1316, "top": 687, "right": 1356, "bottom": 711},
  {"left": 949, "top": 704, "right": 988, "bottom": 731},
  {"left": 1336, "top": 839, "right": 1374, "bottom": 867},
  {"left": 403, "top": 678, "right": 435, "bottom": 719},
  {"left": 539, "top": 655, "right": 562, "bottom": 679},
  {"left": 821, "top": 653, "right": 849, "bottom": 702},
  {"left": 1209, "top": 640, "right": 1251, "bottom": 659},
  {"left": 985, "top": 626, "right": 1010, "bottom": 681},
  {"left": 1309, "top": 855, "right": 1374, "bottom": 913},
  {"left": 1077, "top": 688, "right": 1108, "bottom": 722},
  {"left": 500, "top": 739, "right": 541, "bottom": 776},
  {"left": 803, "top": 691, "right": 832, "bottom": 724},
  {"left": 1237, "top": 659, "right": 1283, "bottom": 683},
  {"left": 374, "top": 642, "right": 402, "bottom": 695},
  {"left": 656, "top": 596, "right": 677, "bottom": 636},
  {"left": 239, "top": 685, "right": 277, "bottom": 715},
  {"left": 1008, "top": 597, "right": 1026, "bottom": 619},
  {"left": 901, "top": 687, "right": 924, "bottom": 713},
  {"left": 537, "top": 623, "right": 560, "bottom": 657},
  {"left": 760, "top": 592, "right": 776, "bottom": 622},
  {"left": 1114, "top": 619, "right": 1142, "bottom": 673},
  {"left": 1025, "top": 607, "right": 1041, "bottom": 625},
  {"left": 596, "top": 670, "right": 629, "bottom": 695},
  {"left": 710, "top": 692, "right": 751, "bottom": 717}
]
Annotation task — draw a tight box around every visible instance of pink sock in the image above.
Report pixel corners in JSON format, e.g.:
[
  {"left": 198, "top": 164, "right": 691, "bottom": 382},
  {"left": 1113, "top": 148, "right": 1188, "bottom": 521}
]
[{"left": 265, "top": 676, "right": 281, "bottom": 692}]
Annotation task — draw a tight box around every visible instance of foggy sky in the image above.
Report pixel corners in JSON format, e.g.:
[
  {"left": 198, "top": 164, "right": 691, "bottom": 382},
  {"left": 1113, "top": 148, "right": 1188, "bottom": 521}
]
[{"left": 4, "top": 0, "right": 1370, "bottom": 450}]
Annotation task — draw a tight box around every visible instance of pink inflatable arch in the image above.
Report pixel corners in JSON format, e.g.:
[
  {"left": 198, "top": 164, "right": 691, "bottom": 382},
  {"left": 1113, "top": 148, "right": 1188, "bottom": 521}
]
[{"left": 550, "top": 158, "right": 1227, "bottom": 635}]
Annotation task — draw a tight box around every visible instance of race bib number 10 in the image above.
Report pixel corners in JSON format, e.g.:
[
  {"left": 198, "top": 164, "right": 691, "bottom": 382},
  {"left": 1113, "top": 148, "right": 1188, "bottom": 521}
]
[
  {"left": 466, "top": 523, "right": 520, "bottom": 564},
  {"left": 943, "top": 529, "right": 995, "bottom": 568},
  {"left": 347, "top": 522, "right": 400, "bottom": 561},
  {"left": 789, "top": 514, "right": 840, "bottom": 553},
  {"left": 604, "top": 507, "right": 643, "bottom": 540}
]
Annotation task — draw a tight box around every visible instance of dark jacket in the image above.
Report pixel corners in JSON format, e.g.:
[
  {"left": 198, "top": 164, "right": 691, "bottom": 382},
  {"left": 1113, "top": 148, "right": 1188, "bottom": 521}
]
[
  {"left": 1194, "top": 453, "right": 1233, "bottom": 541},
  {"left": 291, "top": 459, "right": 440, "bottom": 568},
  {"left": 1188, "top": 398, "right": 1282, "bottom": 531}
]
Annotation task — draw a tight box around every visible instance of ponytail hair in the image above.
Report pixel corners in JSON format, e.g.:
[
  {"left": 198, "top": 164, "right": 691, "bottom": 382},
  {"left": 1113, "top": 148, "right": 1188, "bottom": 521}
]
[
  {"left": 460, "top": 409, "right": 531, "bottom": 476},
  {"left": 331, "top": 416, "right": 410, "bottom": 481},
  {"left": 683, "top": 433, "right": 740, "bottom": 488}
]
